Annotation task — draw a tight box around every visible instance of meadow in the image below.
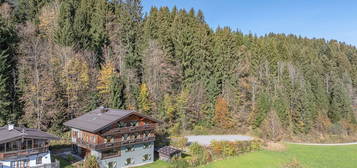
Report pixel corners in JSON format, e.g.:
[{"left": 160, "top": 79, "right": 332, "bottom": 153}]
[{"left": 140, "top": 144, "right": 357, "bottom": 168}]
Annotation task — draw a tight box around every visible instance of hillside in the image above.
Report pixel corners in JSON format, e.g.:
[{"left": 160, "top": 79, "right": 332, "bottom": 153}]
[{"left": 0, "top": 0, "right": 356, "bottom": 140}]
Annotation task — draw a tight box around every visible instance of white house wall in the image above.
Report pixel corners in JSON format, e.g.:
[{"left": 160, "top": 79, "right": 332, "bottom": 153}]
[{"left": 0, "top": 152, "right": 51, "bottom": 168}]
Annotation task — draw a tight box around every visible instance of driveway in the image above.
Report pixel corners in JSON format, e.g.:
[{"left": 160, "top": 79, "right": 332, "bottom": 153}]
[{"left": 185, "top": 135, "right": 253, "bottom": 146}]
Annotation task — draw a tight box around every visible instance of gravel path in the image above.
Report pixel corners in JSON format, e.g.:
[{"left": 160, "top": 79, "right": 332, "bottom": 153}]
[
  {"left": 185, "top": 135, "right": 253, "bottom": 146},
  {"left": 287, "top": 142, "right": 357, "bottom": 146}
]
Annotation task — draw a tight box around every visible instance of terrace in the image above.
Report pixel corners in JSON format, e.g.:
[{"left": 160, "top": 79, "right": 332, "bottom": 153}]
[{"left": 0, "top": 138, "right": 49, "bottom": 160}]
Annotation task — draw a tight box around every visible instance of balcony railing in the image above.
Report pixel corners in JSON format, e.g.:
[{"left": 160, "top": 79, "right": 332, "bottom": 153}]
[
  {"left": 101, "top": 124, "right": 156, "bottom": 136},
  {"left": 75, "top": 139, "right": 97, "bottom": 149},
  {"left": 73, "top": 136, "right": 155, "bottom": 151},
  {"left": 95, "top": 136, "right": 155, "bottom": 151},
  {"left": 0, "top": 146, "right": 49, "bottom": 160}
]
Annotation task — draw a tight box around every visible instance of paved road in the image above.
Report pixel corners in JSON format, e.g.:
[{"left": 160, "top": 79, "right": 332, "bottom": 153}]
[
  {"left": 185, "top": 135, "right": 253, "bottom": 146},
  {"left": 287, "top": 142, "right": 357, "bottom": 146},
  {"left": 185, "top": 135, "right": 357, "bottom": 146}
]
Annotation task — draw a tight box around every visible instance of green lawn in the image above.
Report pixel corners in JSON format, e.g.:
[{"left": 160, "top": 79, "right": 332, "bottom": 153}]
[
  {"left": 136, "top": 160, "right": 171, "bottom": 168},
  {"left": 140, "top": 144, "right": 357, "bottom": 168},
  {"left": 53, "top": 155, "right": 76, "bottom": 168}
]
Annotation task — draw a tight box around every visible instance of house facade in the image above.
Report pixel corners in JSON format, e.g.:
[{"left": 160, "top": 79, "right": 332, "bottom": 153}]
[
  {"left": 64, "top": 107, "right": 161, "bottom": 168},
  {"left": 0, "top": 125, "right": 59, "bottom": 168}
]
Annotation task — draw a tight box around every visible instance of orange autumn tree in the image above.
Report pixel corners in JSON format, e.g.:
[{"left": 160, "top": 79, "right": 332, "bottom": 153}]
[{"left": 214, "top": 97, "right": 234, "bottom": 129}]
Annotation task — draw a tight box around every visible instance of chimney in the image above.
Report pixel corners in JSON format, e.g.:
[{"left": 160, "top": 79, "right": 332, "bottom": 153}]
[
  {"left": 99, "top": 106, "right": 108, "bottom": 113},
  {"left": 8, "top": 124, "right": 14, "bottom": 131}
]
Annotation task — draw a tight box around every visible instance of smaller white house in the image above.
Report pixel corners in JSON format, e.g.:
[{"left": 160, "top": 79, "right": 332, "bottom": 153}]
[{"left": 0, "top": 124, "right": 60, "bottom": 168}]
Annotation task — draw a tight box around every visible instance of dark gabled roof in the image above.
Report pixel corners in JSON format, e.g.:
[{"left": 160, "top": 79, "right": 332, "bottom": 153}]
[
  {"left": 0, "top": 126, "right": 60, "bottom": 143},
  {"left": 63, "top": 107, "right": 162, "bottom": 133},
  {"left": 158, "top": 146, "right": 181, "bottom": 156}
]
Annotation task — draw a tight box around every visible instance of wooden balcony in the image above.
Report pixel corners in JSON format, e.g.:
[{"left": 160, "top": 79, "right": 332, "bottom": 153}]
[
  {"left": 102, "top": 124, "right": 156, "bottom": 136},
  {"left": 95, "top": 136, "right": 155, "bottom": 151},
  {"left": 75, "top": 139, "right": 97, "bottom": 149},
  {"left": 74, "top": 136, "right": 155, "bottom": 151},
  {"left": 0, "top": 146, "right": 49, "bottom": 160}
]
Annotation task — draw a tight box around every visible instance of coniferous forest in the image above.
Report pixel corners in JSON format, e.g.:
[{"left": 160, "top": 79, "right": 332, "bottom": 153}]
[{"left": 0, "top": 0, "right": 357, "bottom": 139}]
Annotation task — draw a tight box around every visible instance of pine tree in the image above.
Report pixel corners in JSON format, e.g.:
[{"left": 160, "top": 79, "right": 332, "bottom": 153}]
[
  {"left": 55, "top": 0, "right": 77, "bottom": 46},
  {"left": 14, "top": 0, "right": 50, "bottom": 23},
  {"left": 0, "top": 17, "right": 19, "bottom": 126},
  {"left": 114, "top": 0, "right": 143, "bottom": 108},
  {"left": 252, "top": 91, "right": 271, "bottom": 128},
  {"left": 117, "top": 0, "right": 143, "bottom": 71},
  {"left": 73, "top": 0, "right": 95, "bottom": 49},
  {"left": 89, "top": 0, "right": 108, "bottom": 65},
  {"left": 0, "top": 51, "right": 11, "bottom": 125},
  {"left": 328, "top": 79, "right": 353, "bottom": 123},
  {"left": 171, "top": 9, "right": 197, "bottom": 86},
  {"left": 110, "top": 76, "right": 125, "bottom": 109}
]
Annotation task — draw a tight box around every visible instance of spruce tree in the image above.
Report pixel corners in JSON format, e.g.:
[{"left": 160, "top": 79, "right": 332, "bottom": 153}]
[
  {"left": 328, "top": 79, "right": 353, "bottom": 123},
  {"left": 0, "top": 51, "right": 11, "bottom": 125},
  {"left": 55, "top": 0, "right": 77, "bottom": 46},
  {"left": 110, "top": 76, "right": 125, "bottom": 109},
  {"left": 0, "top": 17, "right": 19, "bottom": 126},
  {"left": 89, "top": 0, "right": 108, "bottom": 65},
  {"left": 14, "top": 0, "right": 50, "bottom": 23},
  {"left": 73, "top": 0, "right": 95, "bottom": 49}
]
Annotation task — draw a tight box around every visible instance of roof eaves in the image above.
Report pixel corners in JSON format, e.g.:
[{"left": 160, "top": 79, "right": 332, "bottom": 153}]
[{"left": 92, "top": 110, "right": 136, "bottom": 133}]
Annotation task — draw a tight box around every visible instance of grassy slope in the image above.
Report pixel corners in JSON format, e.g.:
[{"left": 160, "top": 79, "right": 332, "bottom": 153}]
[
  {"left": 140, "top": 144, "right": 357, "bottom": 168},
  {"left": 202, "top": 144, "right": 357, "bottom": 168},
  {"left": 136, "top": 160, "right": 170, "bottom": 168}
]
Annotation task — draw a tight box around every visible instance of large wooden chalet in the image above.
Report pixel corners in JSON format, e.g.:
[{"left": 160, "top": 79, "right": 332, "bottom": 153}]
[
  {"left": 0, "top": 125, "right": 59, "bottom": 168},
  {"left": 64, "top": 107, "right": 161, "bottom": 168}
]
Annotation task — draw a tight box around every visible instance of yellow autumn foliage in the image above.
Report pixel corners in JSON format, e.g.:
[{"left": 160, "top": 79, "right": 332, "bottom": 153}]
[
  {"left": 38, "top": 2, "right": 59, "bottom": 40},
  {"left": 97, "top": 62, "right": 115, "bottom": 95},
  {"left": 138, "top": 83, "right": 151, "bottom": 114},
  {"left": 63, "top": 56, "right": 90, "bottom": 93}
]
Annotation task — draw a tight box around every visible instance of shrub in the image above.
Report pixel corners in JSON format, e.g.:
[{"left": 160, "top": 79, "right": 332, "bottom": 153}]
[
  {"left": 250, "top": 139, "right": 263, "bottom": 151},
  {"left": 66, "top": 155, "right": 75, "bottom": 162},
  {"left": 171, "top": 136, "right": 188, "bottom": 150},
  {"left": 222, "top": 142, "right": 236, "bottom": 156},
  {"left": 186, "top": 140, "right": 264, "bottom": 167},
  {"left": 189, "top": 143, "right": 205, "bottom": 156},
  {"left": 188, "top": 143, "right": 212, "bottom": 166},
  {"left": 169, "top": 123, "right": 182, "bottom": 136},
  {"left": 192, "top": 125, "right": 209, "bottom": 135},
  {"left": 210, "top": 140, "right": 263, "bottom": 157},
  {"left": 170, "top": 158, "right": 189, "bottom": 168},
  {"left": 210, "top": 141, "right": 224, "bottom": 156},
  {"left": 83, "top": 156, "right": 99, "bottom": 168},
  {"left": 281, "top": 159, "right": 304, "bottom": 168}
]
